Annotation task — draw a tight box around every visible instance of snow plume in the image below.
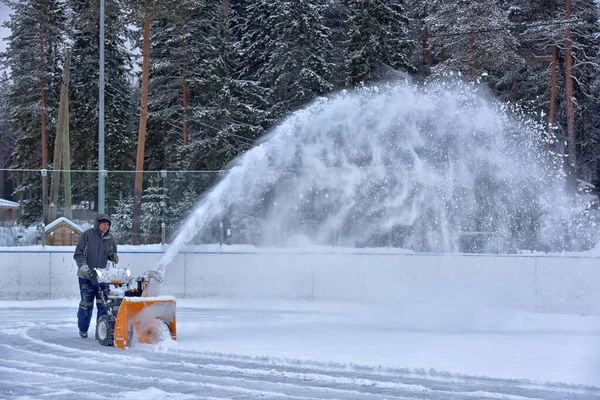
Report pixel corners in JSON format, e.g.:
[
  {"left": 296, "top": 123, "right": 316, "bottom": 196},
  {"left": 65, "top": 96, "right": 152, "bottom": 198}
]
[{"left": 159, "top": 81, "right": 596, "bottom": 270}]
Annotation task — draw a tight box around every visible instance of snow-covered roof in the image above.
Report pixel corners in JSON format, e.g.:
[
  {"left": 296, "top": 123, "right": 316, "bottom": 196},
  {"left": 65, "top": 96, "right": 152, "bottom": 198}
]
[
  {"left": 0, "top": 198, "right": 19, "bottom": 208},
  {"left": 44, "top": 217, "right": 84, "bottom": 233}
]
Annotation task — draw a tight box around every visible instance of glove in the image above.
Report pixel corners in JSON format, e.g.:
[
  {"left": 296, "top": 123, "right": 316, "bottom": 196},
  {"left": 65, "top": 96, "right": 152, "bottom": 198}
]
[
  {"left": 79, "top": 264, "right": 91, "bottom": 279},
  {"left": 108, "top": 252, "right": 119, "bottom": 264}
]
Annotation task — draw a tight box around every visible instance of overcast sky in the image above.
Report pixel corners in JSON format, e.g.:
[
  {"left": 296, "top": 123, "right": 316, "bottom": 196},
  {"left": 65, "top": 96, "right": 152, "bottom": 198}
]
[{"left": 0, "top": 2, "right": 10, "bottom": 53}]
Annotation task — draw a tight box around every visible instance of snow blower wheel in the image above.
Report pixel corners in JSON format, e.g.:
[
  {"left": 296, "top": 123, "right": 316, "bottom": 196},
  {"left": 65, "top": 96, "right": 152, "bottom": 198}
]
[
  {"left": 135, "top": 319, "right": 172, "bottom": 344},
  {"left": 95, "top": 315, "right": 116, "bottom": 346}
]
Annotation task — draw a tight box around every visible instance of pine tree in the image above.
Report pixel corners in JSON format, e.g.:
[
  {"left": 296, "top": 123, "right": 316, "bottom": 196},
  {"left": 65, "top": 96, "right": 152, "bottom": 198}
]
[
  {"left": 143, "top": 0, "right": 213, "bottom": 172},
  {"left": 141, "top": 174, "right": 171, "bottom": 243},
  {"left": 182, "top": 0, "right": 268, "bottom": 171},
  {"left": 237, "top": 1, "right": 277, "bottom": 82},
  {"left": 2, "top": 0, "right": 66, "bottom": 223},
  {"left": 345, "top": 0, "right": 415, "bottom": 86},
  {"left": 68, "top": 0, "right": 136, "bottom": 214},
  {"left": 0, "top": 74, "right": 14, "bottom": 201},
  {"left": 426, "top": 0, "right": 524, "bottom": 93},
  {"left": 263, "top": 0, "right": 334, "bottom": 119},
  {"left": 111, "top": 194, "right": 133, "bottom": 242},
  {"left": 569, "top": 1, "right": 600, "bottom": 184},
  {"left": 171, "top": 186, "right": 198, "bottom": 226},
  {"left": 323, "top": 0, "right": 349, "bottom": 89}
]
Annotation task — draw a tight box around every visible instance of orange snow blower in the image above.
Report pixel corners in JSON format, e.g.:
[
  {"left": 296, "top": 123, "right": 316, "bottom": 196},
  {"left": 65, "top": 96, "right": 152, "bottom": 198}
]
[{"left": 91, "top": 264, "right": 176, "bottom": 348}]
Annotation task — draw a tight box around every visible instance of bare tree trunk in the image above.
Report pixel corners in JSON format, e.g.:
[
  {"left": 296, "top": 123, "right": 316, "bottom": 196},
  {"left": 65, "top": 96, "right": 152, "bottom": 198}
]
[
  {"left": 132, "top": 18, "right": 151, "bottom": 244},
  {"left": 49, "top": 48, "right": 72, "bottom": 222},
  {"left": 469, "top": 28, "right": 477, "bottom": 82},
  {"left": 548, "top": 46, "right": 557, "bottom": 151},
  {"left": 182, "top": 29, "right": 189, "bottom": 146},
  {"left": 564, "top": 0, "right": 576, "bottom": 188},
  {"left": 422, "top": 25, "right": 432, "bottom": 74},
  {"left": 534, "top": 47, "right": 558, "bottom": 151},
  {"left": 39, "top": 24, "right": 48, "bottom": 224}
]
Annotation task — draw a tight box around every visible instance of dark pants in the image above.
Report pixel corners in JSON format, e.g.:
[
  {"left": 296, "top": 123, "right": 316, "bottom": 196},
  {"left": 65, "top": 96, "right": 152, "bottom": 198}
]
[{"left": 77, "top": 278, "right": 108, "bottom": 333}]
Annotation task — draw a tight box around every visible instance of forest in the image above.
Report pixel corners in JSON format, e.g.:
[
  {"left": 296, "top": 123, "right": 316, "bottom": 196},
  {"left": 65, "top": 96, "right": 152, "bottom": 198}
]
[{"left": 0, "top": 0, "right": 598, "bottom": 244}]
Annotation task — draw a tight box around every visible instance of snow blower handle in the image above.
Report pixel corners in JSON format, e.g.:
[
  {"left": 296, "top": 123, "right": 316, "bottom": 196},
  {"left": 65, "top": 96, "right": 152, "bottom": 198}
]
[{"left": 89, "top": 269, "right": 99, "bottom": 286}]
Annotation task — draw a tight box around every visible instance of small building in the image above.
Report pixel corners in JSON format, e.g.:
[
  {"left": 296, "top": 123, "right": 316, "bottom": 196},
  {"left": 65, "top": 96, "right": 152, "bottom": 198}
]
[
  {"left": 44, "top": 217, "right": 84, "bottom": 246},
  {"left": 0, "top": 198, "right": 20, "bottom": 222}
]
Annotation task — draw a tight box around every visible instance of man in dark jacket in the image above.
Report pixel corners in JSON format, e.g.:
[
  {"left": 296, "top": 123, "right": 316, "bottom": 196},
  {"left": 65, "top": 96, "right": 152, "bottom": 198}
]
[{"left": 73, "top": 213, "right": 118, "bottom": 338}]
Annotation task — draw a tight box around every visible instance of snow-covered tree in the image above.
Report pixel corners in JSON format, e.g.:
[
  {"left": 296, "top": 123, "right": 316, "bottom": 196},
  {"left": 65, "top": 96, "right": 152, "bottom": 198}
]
[
  {"left": 345, "top": 0, "right": 415, "bottom": 86},
  {"left": 323, "top": 0, "right": 349, "bottom": 89},
  {"left": 171, "top": 185, "right": 198, "bottom": 226},
  {"left": 143, "top": 0, "right": 211, "bottom": 171},
  {"left": 141, "top": 174, "right": 172, "bottom": 243},
  {"left": 426, "top": 0, "right": 525, "bottom": 92},
  {"left": 68, "top": 0, "right": 136, "bottom": 213},
  {"left": 180, "top": 0, "right": 268, "bottom": 171},
  {"left": 257, "top": 0, "right": 334, "bottom": 119},
  {"left": 111, "top": 194, "right": 133, "bottom": 242},
  {"left": 0, "top": 75, "right": 15, "bottom": 201},
  {"left": 2, "top": 0, "right": 66, "bottom": 223},
  {"left": 569, "top": 2, "right": 600, "bottom": 184}
]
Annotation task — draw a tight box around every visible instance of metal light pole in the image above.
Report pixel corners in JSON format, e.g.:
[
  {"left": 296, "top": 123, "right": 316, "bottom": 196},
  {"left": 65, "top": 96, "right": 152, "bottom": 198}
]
[{"left": 98, "top": 0, "right": 106, "bottom": 213}]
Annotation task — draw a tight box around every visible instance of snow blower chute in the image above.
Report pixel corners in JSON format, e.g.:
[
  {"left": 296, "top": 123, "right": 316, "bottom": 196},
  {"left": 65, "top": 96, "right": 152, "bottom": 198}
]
[{"left": 91, "top": 264, "right": 176, "bottom": 348}]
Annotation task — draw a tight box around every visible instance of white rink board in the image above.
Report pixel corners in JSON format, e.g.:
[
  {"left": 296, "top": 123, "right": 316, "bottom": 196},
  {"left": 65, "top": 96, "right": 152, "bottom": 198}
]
[
  {"left": 185, "top": 253, "right": 314, "bottom": 298},
  {"left": 0, "top": 249, "right": 599, "bottom": 316},
  {"left": 0, "top": 252, "right": 51, "bottom": 300}
]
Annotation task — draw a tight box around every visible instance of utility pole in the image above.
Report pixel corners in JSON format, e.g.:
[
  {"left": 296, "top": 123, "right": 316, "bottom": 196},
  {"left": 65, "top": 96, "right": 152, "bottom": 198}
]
[
  {"left": 39, "top": 23, "right": 48, "bottom": 224},
  {"left": 48, "top": 48, "right": 72, "bottom": 222},
  {"left": 62, "top": 51, "right": 72, "bottom": 220},
  {"left": 564, "top": 0, "right": 576, "bottom": 187},
  {"left": 98, "top": 0, "right": 106, "bottom": 213}
]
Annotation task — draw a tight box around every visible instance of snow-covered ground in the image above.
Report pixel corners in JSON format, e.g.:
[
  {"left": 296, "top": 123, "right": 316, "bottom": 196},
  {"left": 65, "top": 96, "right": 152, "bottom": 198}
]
[{"left": 1, "top": 298, "right": 599, "bottom": 399}]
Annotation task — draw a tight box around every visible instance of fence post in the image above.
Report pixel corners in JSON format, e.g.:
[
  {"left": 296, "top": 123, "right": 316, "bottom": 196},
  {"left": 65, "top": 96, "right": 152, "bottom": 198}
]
[
  {"left": 219, "top": 221, "right": 224, "bottom": 245},
  {"left": 41, "top": 223, "right": 46, "bottom": 246}
]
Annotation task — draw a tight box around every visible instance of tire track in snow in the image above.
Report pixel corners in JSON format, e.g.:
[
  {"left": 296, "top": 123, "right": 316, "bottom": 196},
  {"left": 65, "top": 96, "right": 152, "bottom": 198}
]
[
  {"left": 0, "top": 344, "right": 422, "bottom": 400},
  {"left": 2, "top": 329, "right": 597, "bottom": 400},
  {"left": 1, "top": 308, "right": 599, "bottom": 400}
]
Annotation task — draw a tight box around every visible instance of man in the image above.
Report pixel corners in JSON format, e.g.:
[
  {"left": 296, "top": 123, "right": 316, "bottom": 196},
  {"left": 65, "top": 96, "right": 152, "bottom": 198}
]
[{"left": 73, "top": 213, "right": 119, "bottom": 338}]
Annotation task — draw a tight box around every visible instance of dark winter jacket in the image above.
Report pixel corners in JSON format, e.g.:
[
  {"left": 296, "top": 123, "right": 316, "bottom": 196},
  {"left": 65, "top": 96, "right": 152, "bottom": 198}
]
[{"left": 73, "top": 214, "right": 118, "bottom": 278}]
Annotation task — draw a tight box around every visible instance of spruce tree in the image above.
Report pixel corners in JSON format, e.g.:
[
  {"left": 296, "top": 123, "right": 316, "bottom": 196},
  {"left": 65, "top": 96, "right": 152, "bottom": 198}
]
[
  {"left": 68, "top": 0, "right": 136, "bottom": 214},
  {"left": 323, "top": 0, "right": 349, "bottom": 89},
  {"left": 141, "top": 174, "right": 172, "bottom": 243},
  {"left": 2, "top": 0, "right": 66, "bottom": 223},
  {"left": 261, "top": 0, "right": 334, "bottom": 119},
  {"left": 426, "top": 0, "right": 524, "bottom": 93},
  {"left": 345, "top": 0, "right": 415, "bottom": 86},
  {"left": 569, "top": 1, "right": 600, "bottom": 184},
  {"left": 0, "top": 75, "right": 14, "bottom": 200},
  {"left": 181, "top": 0, "right": 268, "bottom": 172},
  {"left": 111, "top": 194, "right": 133, "bottom": 242}
]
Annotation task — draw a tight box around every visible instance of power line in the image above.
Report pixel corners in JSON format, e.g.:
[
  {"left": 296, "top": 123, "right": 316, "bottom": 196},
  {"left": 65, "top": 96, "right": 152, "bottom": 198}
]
[
  {"left": 427, "top": 19, "right": 585, "bottom": 39},
  {"left": 0, "top": 168, "right": 226, "bottom": 173}
]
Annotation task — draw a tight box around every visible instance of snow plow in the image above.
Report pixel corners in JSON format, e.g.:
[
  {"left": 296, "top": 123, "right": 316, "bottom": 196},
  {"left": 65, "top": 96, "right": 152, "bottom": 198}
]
[{"left": 91, "top": 264, "right": 176, "bottom": 349}]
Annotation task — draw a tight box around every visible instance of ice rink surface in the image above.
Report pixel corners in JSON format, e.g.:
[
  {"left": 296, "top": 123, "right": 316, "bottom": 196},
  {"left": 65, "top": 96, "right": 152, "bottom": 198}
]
[{"left": 1, "top": 298, "right": 600, "bottom": 400}]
